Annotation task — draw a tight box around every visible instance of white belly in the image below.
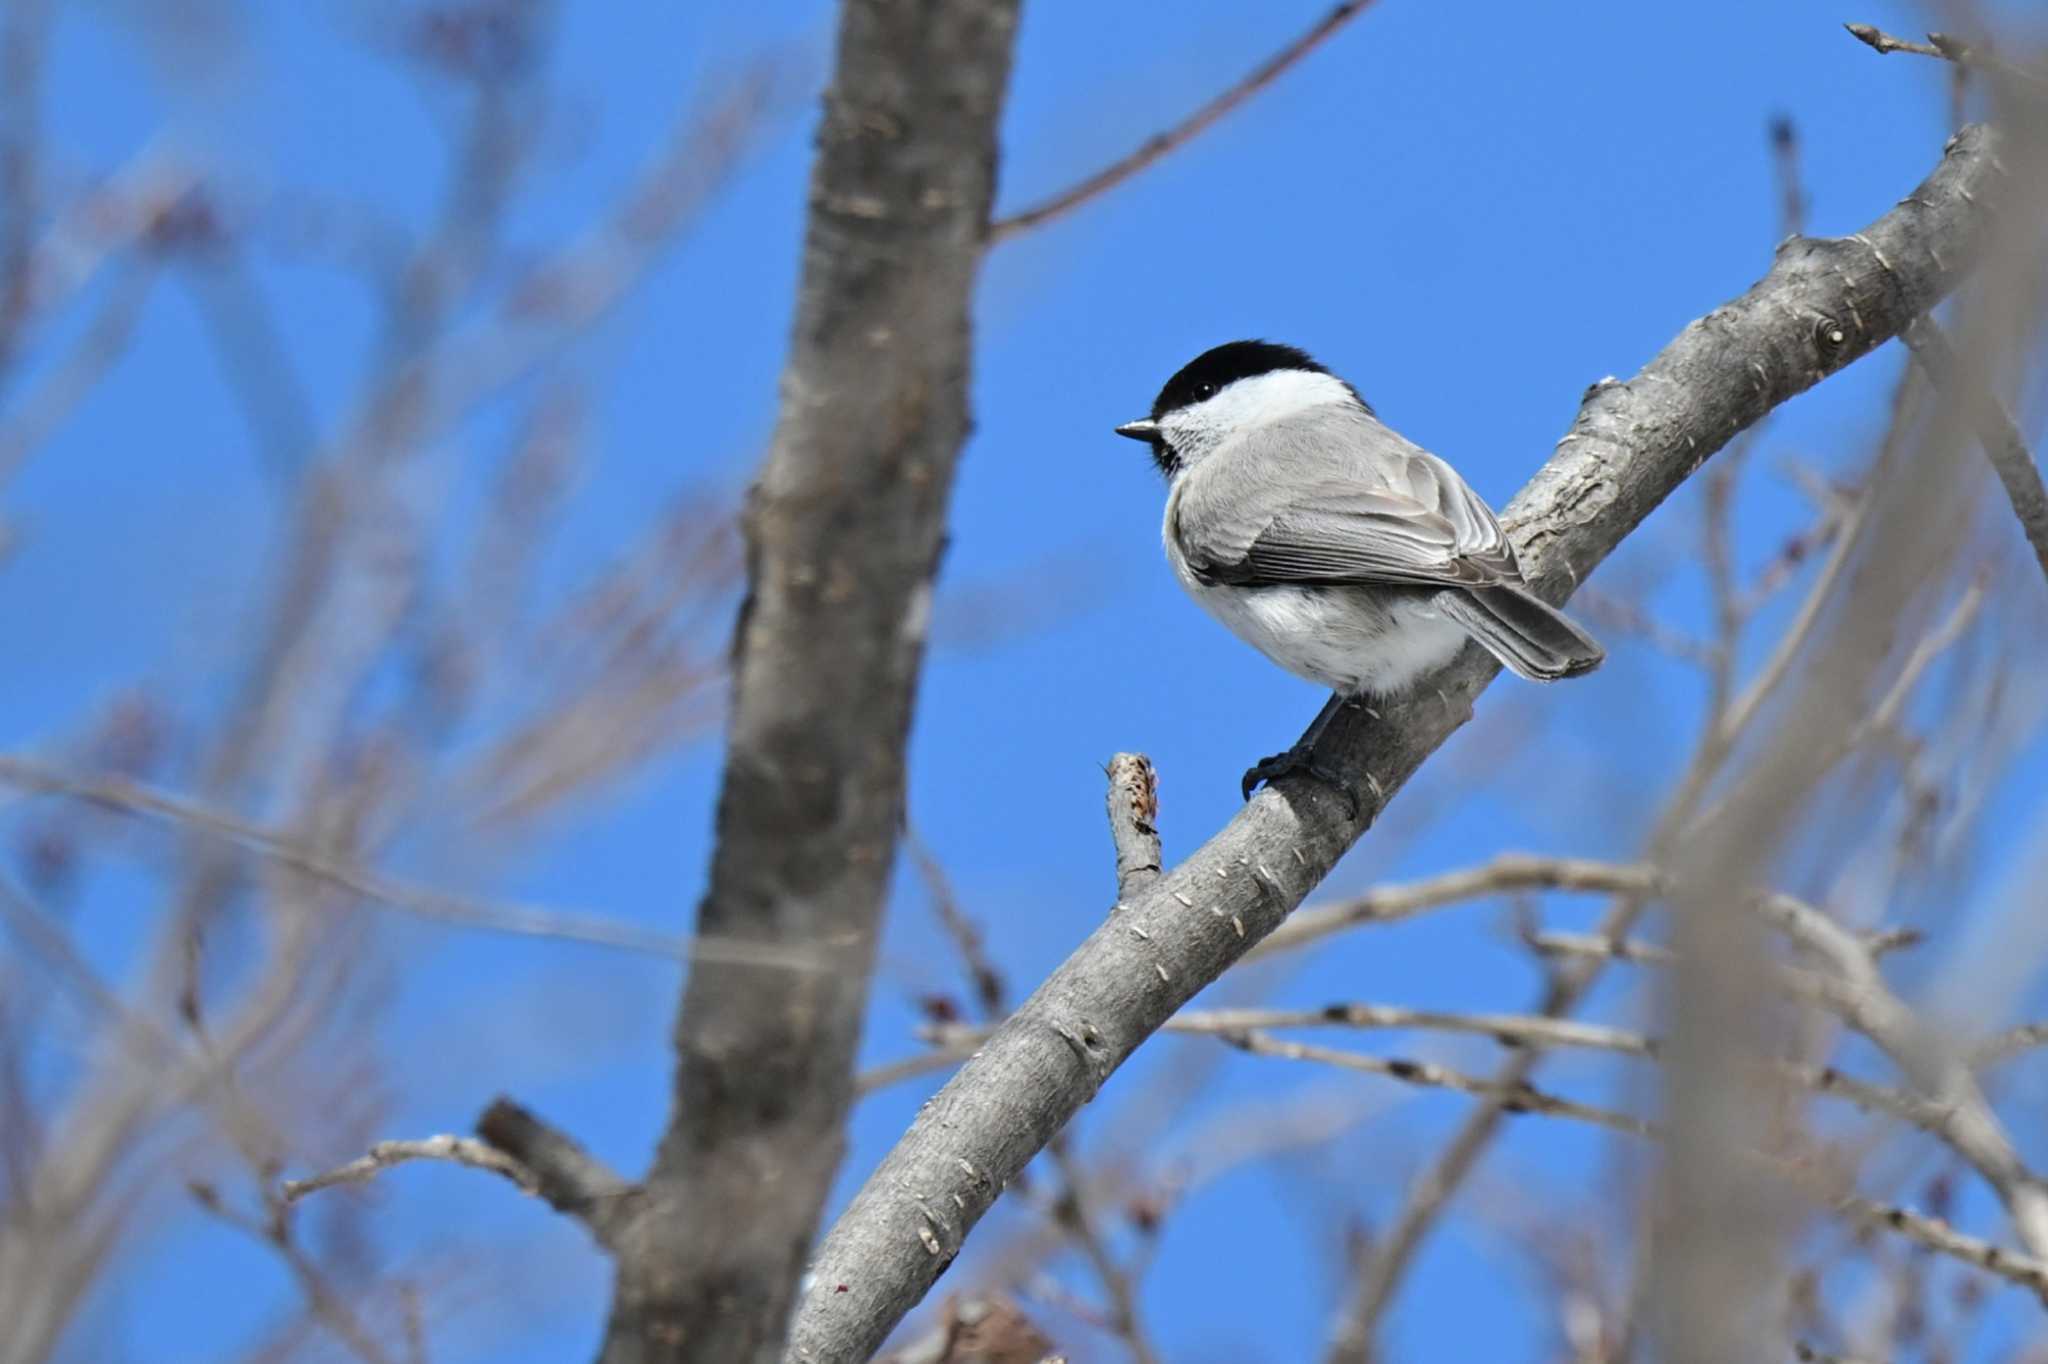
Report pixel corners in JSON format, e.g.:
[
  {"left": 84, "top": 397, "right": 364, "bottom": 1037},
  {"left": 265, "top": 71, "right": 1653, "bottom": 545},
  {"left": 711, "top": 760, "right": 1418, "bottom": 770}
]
[{"left": 1164, "top": 519, "right": 1467, "bottom": 697}]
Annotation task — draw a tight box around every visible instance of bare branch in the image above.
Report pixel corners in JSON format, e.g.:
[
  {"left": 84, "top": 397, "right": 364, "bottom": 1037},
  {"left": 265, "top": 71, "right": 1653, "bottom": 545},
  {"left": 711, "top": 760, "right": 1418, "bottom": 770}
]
[
  {"left": 1105, "top": 753, "right": 1162, "bottom": 902},
  {"left": 1712, "top": 490, "right": 1867, "bottom": 747},
  {"left": 1903, "top": 317, "right": 2048, "bottom": 592},
  {"left": 191, "top": 1183, "right": 397, "bottom": 1364},
  {"left": 1218, "top": 1030, "right": 1655, "bottom": 1140},
  {"left": 1844, "top": 23, "right": 2046, "bottom": 87},
  {"left": 856, "top": 1041, "right": 982, "bottom": 1097},
  {"left": 1211, "top": 1035, "right": 2048, "bottom": 1305},
  {"left": 1339, "top": 531, "right": 1973, "bottom": 1362},
  {"left": 1845, "top": 23, "right": 1953, "bottom": 61},
  {"left": 870, "top": 996, "right": 1658, "bottom": 1096},
  {"left": 0, "top": 755, "right": 709, "bottom": 962},
  {"left": 1757, "top": 892, "right": 2048, "bottom": 1258},
  {"left": 911, "top": 835, "right": 1008, "bottom": 1019},
  {"left": 0, "top": 0, "right": 53, "bottom": 379},
  {"left": 988, "top": 2, "right": 1375, "bottom": 243},
  {"left": 1525, "top": 929, "right": 1676, "bottom": 967},
  {"left": 1769, "top": 115, "right": 1808, "bottom": 240},
  {"left": 1171, "top": 1004, "right": 1656, "bottom": 1057},
  {"left": 280, "top": 1136, "right": 539, "bottom": 1204},
  {"left": 1844, "top": 21, "right": 2047, "bottom": 119},
  {"left": 791, "top": 126, "right": 2006, "bottom": 1360},
  {"left": 1253, "top": 854, "right": 1657, "bottom": 959},
  {"left": 475, "top": 1098, "right": 637, "bottom": 1248},
  {"left": 0, "top": 264, "right": 156, "bottom": 488},
  {"left": 1042, "top": 1140, "right": 1159, "bottom": 1364},
  {"left": 1855, "top": 571, "right": 1987, "bottom": 741},
  {"left": 1188, "top": 1010, "right": 1949, "bottom": 1138},
  {"left": 1972, "top": 1020, "right": 2048, "bottom": 1067},
  {"left": 1832, "top": 1191, "right": 2048, "bottom": 1302}
]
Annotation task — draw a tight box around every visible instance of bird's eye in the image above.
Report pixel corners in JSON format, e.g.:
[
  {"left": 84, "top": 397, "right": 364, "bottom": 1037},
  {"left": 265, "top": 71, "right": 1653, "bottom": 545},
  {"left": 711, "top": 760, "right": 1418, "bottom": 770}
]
[{"left": 1196, "top": 382, "right": 1215, "bottom": 399}]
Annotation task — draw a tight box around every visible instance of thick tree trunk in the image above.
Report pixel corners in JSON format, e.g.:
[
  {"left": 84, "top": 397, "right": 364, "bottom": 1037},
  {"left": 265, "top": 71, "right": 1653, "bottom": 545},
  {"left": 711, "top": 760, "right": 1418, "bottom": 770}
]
[{"left": 596, "top": 3, "right": 1021, "bottom": 1361}]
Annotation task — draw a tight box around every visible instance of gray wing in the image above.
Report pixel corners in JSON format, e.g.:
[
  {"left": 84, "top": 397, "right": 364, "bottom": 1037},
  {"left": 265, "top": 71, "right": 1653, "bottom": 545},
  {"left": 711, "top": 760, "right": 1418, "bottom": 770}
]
[{"left": 1174, "top": 404, "right": 1523, "bottom": 591}]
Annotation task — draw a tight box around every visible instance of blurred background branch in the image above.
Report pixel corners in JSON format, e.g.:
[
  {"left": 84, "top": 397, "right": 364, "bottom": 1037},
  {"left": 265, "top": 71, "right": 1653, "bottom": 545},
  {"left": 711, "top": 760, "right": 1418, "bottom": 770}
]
[{"left": 2, "top": 4, "right": 2046, "bottom": 1364}]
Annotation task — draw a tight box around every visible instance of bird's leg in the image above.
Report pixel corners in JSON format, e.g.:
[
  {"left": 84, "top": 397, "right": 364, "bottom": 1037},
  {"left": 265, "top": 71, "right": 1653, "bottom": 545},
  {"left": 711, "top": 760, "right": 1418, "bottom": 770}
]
[{"left": 1240, "top": 693, "right": 1367, "bottom": 816}]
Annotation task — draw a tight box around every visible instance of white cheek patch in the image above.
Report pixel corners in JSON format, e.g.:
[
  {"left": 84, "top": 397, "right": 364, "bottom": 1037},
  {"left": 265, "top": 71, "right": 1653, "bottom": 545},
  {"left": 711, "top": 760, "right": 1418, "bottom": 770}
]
[
  {"left": 1161, "top": 369, "right": 1355, "bottom": 466},
  {"left": 1208, "top": 369, "right": 1355, "bottom": 425}
]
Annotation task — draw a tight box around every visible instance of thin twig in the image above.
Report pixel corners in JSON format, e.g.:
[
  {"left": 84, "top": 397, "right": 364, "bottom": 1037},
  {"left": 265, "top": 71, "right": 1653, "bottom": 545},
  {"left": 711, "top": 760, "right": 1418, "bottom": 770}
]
[
  {"left": 191, "top": 1183, "right": 397, "bottom": 1364},
  {"left": 1217, "top": 1023, "right": 2048, "bottom": 1303},
  {"left": 875, "top": 997, "right": 1659, "bottom": 1095},
  {"left": 1170, "top": 1004, "right": 1656, "bottom": 1057},
  {"left": 987, "top": 2, "right": 1375, "bottom": 243},
  {"left": 1845, "top": 24, "right": 1951, "bottom": 60},
  {"left": 1703, "top": 447, "right": 1744, "bottom": 717},
  {"left": 1769, "top": 115, "right": 1808, "bottom": 239},
  {"left": 280, "top": 1135, "right": 539, "bottom": 1203},
  {"left": 0, "top": 755, "right": 838, "bottom": 966},
  {"left": 1524, "top": 929, "right": 1676, "bottom": 967},
  {"left": 1193, "top": 1009, "right": 1939, "bottom": 1134},
  {"left": 1684, "top": 572, "right": 1985, "bottom": 841},
  {"left": 1855, "top": 573, "right": 1987, "bottom": 741},
  {"left": 909, "top": 833, "right": 1007, "bottom": 1017},
  {"left": 1737, "top": 501, "right": 1844, "bottom": 619},
  {"left": 1105, "top": 753, "right": 1162, "bottom": 902},
  {"left": 1757, "top": 892, "right": 2048, "bottom": 1259},
  {"left": 475, "top": 1098, "right": 638, "bottom": 1247},
  {"left": 1714, "top": 491, "right": 1868, "bottom": 745},
  {"left": 0, "top": 264, "right": 156, "bottom": 486},
  {"left": 1972, "top": 1021, "right": 2048, "bottom": 1068},
  {"left": 1902, "top": 317, "right": 2048, "bottom": 593},
  {"left": 1252, "top": 854, "right": 1659, "bottom": 959},
  {"left": 0, "top": 873, "right": 185, "bottom": 1068},
  {"left": 1044, "top": 1141, "right": 1160, "bottom": 1364},
  {"left": 1844, "top": 23, "right": 2046, "bottom": 89},
  {"left": 1832, "top": 1191, "right": 2048, "bottom": 1302},
  {"left": 1573, "top": 587, "right": 1720, "bottom": 670},
  {"left": 1217, "top": 1030, "right": 1656, "bottom": 1140},
  {"left": 856, "top": 1043, "right": 979, "bottom": 1096}
]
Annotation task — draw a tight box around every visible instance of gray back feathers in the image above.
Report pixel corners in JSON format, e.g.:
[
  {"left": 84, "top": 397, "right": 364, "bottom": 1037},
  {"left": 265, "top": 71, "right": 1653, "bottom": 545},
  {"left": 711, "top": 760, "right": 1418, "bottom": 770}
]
[{"left": 1171, "top": 402, "right": 1524, "bottom": 592}]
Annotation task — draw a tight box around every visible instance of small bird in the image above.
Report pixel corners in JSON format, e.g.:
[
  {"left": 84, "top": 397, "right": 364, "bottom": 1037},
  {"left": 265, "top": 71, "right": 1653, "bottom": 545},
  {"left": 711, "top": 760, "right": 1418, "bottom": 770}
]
[{"left": 1115, "top": 340, "right": 1602, "bottom": 801}]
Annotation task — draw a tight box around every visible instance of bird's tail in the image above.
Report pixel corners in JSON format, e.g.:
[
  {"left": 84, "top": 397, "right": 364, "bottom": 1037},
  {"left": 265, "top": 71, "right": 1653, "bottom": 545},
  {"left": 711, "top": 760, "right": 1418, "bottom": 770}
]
[{"left": 1432, "top": 585, "right": 1605, "bottom": 682}]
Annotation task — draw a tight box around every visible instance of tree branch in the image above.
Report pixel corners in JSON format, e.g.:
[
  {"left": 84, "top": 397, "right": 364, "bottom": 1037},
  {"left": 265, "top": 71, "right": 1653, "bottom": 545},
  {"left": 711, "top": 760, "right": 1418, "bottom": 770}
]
[
  {"left": 603, "top": 3, "right": 1023, "bottom": 1360},
  {"left": 274, "top": 1102, "right": 637, "bottom": 1254},
  {"left": 1218, "top": 1030, "right": 1656, "bottom": 1140},
  {"left": 1105, "top": 752, "right": 1162, "bottom": 902},
  {"left": 1832, "top": 1192, "right": 2048, "bottom": 1302},
  {"left": 987, "top": 2, "right": 1375, "bottom": 243},
  {"left": 1845, "top": 23, "right": 1960, "bottom": 62},
  {"left": 1844, "top": 22, "right": 2047, "bottom": 90},
  {"left": 475, "top": 1098, "right": 637, "bottom": 1249},
  {"left": 1756, "top": 892, "right": 2048, "bottom": 1258},
  {"left": 1901, "top": 316, "right": 2048, "bottom": 591},
  {"left": 0, "top": 754, "right": 698, "bottom": 962},
  {"left": 280, "top": 1136, "right": 539, "bottom": 1204},
  {"left": 1251, "top": 852, "right": 1656, "bottom": 959},
  {"left": 787, "top": 125, "right": 2005, "bottom": 1360}
]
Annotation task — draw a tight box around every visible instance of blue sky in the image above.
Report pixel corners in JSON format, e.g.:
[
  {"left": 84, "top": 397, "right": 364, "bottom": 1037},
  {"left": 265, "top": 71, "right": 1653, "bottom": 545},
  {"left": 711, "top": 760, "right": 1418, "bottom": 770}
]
[{"left": 5, "top": 1, "right": 2046, "bottom": 1361}]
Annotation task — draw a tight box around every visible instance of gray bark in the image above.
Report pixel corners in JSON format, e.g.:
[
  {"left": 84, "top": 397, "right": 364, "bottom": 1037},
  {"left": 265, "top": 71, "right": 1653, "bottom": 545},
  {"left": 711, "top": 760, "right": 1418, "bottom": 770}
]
[
  {"left": 786, "top": 125, "right": 2003, "bottom": 1362},
  {"left": 597, "top": 3, "right": 1021, "bottom": 1360},
  {"left": 475, "top": 1099, "right": 635, "bottom": 1249}
]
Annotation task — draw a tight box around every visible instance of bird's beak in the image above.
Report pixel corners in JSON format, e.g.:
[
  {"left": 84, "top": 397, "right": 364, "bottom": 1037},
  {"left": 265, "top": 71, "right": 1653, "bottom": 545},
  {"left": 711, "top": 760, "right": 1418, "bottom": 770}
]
[{"left": 1114, "top": 419, "right": 1161, "bottom": 442}]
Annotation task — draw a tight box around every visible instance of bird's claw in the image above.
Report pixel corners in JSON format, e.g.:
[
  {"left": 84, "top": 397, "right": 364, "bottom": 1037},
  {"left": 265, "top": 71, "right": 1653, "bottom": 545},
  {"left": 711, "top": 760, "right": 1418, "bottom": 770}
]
[{"left": 1240, "top": 745, "right": 1359, "bottom": 819}]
